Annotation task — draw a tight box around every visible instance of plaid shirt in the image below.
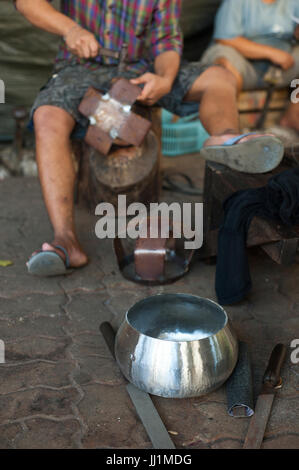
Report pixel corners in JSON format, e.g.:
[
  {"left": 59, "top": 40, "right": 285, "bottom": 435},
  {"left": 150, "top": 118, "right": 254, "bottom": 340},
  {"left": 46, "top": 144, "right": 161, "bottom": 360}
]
[{"left": 47, "top": 0, "right": 183, "bottom": 72}]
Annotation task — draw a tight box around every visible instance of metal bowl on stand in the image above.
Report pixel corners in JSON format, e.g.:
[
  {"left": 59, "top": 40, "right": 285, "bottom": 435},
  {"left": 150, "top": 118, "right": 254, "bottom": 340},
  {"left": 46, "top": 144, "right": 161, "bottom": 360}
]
[{"left": 115, "top": 293, "right": 238, "bottom": 398}]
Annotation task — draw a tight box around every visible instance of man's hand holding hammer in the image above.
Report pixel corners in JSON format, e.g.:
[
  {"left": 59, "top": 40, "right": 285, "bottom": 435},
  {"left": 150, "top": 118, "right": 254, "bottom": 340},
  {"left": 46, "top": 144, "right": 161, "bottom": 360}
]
[
  {"left": 16, "top": 0, "right": 180, "bottom": 105},
  {"left": 64, "top": 25, "right": 100, "bottom": 59},
  {"left": 16, "top": 0, "right": 100, "bottom": 59}
]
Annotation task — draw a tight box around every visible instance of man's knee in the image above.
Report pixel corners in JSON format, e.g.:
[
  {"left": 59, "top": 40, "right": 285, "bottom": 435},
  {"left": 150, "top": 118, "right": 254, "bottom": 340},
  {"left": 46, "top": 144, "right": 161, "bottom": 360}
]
[
  {"left": 33, "top": 105, "right": 75, "bottom": 139},
  {"left": 214, "top": 57, "right": 233, "bottom": 68},
  {"left": 185, "top": 66, "right": 238, "bottom": 102},
  {"left": 203, "top": 65, "right": 238, "bottom": 89},
  {"left": 214, "top": 57, "right": 243, "bottom": 90},
  {"left": 201, "top": 66, "right": 239, "bottom": 99}
]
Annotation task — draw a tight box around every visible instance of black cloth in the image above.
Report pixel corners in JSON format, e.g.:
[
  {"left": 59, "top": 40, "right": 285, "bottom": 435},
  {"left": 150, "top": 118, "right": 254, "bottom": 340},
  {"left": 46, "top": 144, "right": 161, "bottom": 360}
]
[{"left": 216, "top": 168, "right": 299, "bottom": 305}]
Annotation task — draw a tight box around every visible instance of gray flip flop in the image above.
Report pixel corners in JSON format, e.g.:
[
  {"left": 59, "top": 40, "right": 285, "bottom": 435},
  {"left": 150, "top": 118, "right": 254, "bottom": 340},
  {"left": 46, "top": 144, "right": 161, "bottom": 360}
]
[
  {"left": 200, "top": 133, "right": 284, "bottom": 174},
  {"left": 27, "top": 245, "right": 73, "bottom": 277}
]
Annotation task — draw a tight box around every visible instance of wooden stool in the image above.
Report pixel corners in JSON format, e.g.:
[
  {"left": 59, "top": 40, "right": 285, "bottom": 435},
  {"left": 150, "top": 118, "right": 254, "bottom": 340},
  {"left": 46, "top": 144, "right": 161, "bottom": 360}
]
[
  {"left": 73, "top": 107, "right": 162, "bottom": 209},
  {"left": 201, "top": 158, "right": 299, "bottom": 265}
]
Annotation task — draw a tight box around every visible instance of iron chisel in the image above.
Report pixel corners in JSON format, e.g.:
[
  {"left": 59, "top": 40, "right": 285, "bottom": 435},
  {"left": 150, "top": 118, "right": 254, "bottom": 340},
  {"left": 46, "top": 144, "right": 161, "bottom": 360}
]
[{"left": 243, "top": 343, "right": 287, "bottom": 449}]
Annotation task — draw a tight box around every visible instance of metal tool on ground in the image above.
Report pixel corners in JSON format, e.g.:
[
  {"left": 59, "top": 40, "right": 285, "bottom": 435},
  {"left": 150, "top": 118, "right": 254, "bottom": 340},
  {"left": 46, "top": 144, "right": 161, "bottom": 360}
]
[
  {"left": 243, "top": 343, "right": 287, "bottom": 449},
  {"left": 114, "top": 216, "right": 195, "bottom": 285},
  {"left": 99, "top": 321, "right": 176, "bottom": 449},
  {"left": 226, "top": 342, "right": 254, "bottom": 418}
]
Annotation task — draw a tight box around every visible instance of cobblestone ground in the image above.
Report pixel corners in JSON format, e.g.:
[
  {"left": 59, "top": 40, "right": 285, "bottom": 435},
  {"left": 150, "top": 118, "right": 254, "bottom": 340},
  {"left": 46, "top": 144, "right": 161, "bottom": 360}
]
[{"left": 0, "top": 156, "right": 298, "bottom": 449}]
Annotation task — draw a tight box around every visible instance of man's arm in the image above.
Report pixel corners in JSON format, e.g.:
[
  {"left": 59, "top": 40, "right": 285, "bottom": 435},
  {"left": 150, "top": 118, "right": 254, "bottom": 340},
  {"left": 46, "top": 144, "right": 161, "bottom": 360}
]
[
  {"left": 131, "top": 0, "right": 182, "bottom": 105},
  {"left": 15, "top": 0, "right": 99, "bottom": 58},
  {"left": 216, "top": 37, "right": 295, "bottom": 70},
  {"left": 131, "top": 50, "right": 180, "bottom": 105},
  {"left": 154, "top": 50, "right": 180, "bottom": 86}
]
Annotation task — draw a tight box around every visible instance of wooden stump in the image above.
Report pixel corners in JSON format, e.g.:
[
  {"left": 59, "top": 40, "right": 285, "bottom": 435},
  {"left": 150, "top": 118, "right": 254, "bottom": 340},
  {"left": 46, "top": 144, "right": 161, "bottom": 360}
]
[
  {"left": 77, "top": 130, "right": 160, "bottom": 209},
  {"left": 75, "top": 106, "right": 162, "bottom": 209}
]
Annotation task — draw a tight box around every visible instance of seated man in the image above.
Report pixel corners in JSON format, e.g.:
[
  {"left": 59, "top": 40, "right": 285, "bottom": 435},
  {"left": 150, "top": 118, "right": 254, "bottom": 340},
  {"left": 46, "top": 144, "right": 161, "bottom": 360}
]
[
  {"left": 201, "top": 0, "right": 299, "bottom": 131},
  {"left": 201, "top": 0, "right": 299, "bottom": 90},
  {"left": 16, "top": 0, "right": 284, "bottom": 276}
]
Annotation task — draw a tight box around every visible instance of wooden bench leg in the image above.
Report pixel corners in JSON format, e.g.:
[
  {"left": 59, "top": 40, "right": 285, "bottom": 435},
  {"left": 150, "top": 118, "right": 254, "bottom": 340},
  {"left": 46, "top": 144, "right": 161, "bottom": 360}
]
[{"left": 261, "top": 238, "right": 299, "bottom": 265}]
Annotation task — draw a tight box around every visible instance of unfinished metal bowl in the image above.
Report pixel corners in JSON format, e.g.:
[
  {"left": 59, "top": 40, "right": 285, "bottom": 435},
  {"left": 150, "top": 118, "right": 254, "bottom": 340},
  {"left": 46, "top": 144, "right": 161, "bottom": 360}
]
[{"left": 115, "top": 293, "right": 238, "bottom": 398}]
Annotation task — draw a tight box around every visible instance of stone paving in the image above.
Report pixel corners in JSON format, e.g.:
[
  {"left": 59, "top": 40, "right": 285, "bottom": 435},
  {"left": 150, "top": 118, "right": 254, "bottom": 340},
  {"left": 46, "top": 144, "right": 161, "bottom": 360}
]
[{"left": 0, "top": 155, "right": 298, "bottom": 449}]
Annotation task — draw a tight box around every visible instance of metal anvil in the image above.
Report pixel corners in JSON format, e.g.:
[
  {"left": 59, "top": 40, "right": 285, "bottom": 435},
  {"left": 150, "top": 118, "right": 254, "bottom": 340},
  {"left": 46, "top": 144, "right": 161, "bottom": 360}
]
[{"left": 78, "top": 78, "right": 152, "bottom": 155}]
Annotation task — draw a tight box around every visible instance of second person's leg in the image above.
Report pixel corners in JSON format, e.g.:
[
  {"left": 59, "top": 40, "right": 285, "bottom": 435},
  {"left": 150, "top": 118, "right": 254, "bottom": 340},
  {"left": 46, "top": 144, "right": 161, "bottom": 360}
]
[{"left": 183, "top": 66, "right": 284, "bottom": 173}]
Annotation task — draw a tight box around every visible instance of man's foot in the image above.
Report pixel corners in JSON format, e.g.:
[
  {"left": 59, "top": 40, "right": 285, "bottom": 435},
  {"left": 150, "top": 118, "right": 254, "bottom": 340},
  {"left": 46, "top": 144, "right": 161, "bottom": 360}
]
[
  {"left": 41, "top": 238, "right": 88, "bottom": 268},
  {"left": 27, "top": 238, "right": 89, "bottom": 277},
  {"left": 203, "top": 132, "right": 272, "bottom": 148},
  {"left": 200, "top": 132, "right": 284, "bottom": 174}
]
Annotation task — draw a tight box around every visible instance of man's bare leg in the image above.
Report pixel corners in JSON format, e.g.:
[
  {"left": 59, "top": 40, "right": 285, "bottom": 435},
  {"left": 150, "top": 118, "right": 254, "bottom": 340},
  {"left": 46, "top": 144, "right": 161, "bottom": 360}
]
[
  {"left": 33, "top": 105, "right": 88, "bottom": 268},
  {"left": 184, "top": 66, "right": 270, "bottom": 145}
]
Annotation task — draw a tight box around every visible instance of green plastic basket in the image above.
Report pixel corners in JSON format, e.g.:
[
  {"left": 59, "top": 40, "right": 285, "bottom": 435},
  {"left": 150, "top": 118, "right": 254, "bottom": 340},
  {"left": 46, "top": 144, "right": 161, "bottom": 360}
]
[{"left": 162, "top": 109, "right": 210, "bottom": 156}]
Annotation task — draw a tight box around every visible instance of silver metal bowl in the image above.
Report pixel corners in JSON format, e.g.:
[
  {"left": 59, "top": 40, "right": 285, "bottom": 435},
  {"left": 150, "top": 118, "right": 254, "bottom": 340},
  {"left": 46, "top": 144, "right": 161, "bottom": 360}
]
[{"left": 115, "top": 293, "right": 238, "bottom": 398}]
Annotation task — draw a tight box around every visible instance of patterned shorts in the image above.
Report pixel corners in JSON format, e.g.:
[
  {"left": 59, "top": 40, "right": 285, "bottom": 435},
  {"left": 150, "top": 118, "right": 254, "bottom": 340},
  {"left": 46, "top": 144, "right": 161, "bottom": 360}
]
[{"left": 30, "top": 60, "right": 206, "bottom": 136}]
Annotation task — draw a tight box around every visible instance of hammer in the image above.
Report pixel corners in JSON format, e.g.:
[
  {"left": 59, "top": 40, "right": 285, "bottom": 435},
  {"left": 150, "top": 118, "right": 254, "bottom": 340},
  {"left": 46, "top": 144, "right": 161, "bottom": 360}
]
[
  {"left": 98, "top": 43, "right": 128, "bottom": 74},
  {"left": 68, "top": 43, "right": 128, "bottom": 74}
]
